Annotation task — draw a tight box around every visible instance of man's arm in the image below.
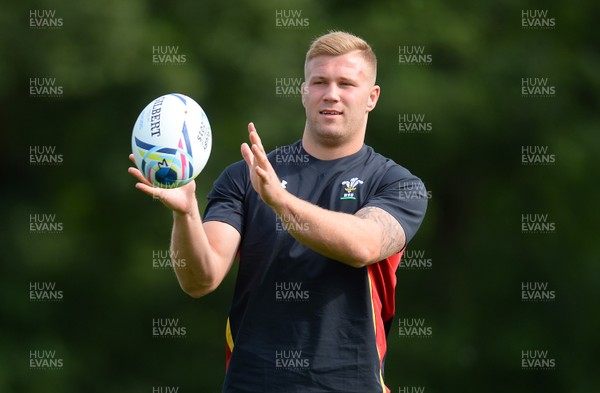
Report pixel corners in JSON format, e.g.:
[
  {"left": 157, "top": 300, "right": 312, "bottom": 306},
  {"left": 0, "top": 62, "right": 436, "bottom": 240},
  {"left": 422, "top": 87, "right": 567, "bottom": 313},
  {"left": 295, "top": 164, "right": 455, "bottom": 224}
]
[
  {"left": 270, "top": 195, "right": 404, "bottom": 268},
  {"left": 128, "top": 155, "right": 240, "bottom": 297},
  {"left": 170, "top": 207, "right": 241, "bottom": 298},
  {"left": 240, "top": 124, "right": 405, "bottom": 268}
]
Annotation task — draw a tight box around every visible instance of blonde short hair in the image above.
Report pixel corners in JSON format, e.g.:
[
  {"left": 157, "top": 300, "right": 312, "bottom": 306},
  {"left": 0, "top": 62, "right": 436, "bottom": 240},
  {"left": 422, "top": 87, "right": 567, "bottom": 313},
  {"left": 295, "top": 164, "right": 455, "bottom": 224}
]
[{"left": 305, "top": 31, "right": 377, "bottom": 82}]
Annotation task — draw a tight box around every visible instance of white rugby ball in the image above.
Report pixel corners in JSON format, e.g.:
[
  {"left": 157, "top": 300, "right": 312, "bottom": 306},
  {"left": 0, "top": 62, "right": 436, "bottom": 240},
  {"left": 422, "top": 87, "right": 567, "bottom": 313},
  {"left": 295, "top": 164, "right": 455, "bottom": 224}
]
[{"left": 131, "top": 93, "right": 212, "bottom": 188}]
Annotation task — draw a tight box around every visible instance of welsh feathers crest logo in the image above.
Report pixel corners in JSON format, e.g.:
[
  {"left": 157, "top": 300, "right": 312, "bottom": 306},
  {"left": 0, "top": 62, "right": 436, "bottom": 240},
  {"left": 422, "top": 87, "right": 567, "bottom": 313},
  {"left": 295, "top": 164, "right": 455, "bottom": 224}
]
[{"left": 340, "top": 177, "right": 363, "bottom": 200}]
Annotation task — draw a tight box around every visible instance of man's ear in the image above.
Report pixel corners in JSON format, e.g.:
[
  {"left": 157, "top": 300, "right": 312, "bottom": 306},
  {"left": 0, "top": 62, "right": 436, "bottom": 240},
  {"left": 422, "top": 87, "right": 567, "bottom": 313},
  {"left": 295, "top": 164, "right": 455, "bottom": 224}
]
[{"left": 366, "top": 85, "right": 380, "bottom": 112}]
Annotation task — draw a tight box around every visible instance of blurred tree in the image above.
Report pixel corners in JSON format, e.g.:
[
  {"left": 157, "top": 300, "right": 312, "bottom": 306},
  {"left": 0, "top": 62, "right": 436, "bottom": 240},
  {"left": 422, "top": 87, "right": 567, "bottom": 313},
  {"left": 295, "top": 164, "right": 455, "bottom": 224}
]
[{"left": 1, "top": 0, "right": 598, "bottom": 392}]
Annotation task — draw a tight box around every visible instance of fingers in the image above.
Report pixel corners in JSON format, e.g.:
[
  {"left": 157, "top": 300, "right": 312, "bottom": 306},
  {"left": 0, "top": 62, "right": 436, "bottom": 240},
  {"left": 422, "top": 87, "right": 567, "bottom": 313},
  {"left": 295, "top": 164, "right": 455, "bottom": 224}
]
[
  {"left": 129, "top": 168, "right": 163, "bottom": 200},
  {"left": 128, "top": 156, "right": 161, "bottom": 198},
  {"left": 251, "top": 143, "right": 270, "bottom": 168},
  {"left": 248, "top": 122, "right": 265, "bottom": 153},
  {"left": 127, "top": 166, "right": 153, "bottom": 187},
  {"left": 127, "top": 155, "right": 195, "bottom": 210},
  {"left": 128, "top": 154, "right": 152, "bottom": 186},
  {"left": 241, "top": 142, "right": 268, "bottom": 181},
  {"left": 240, "top": 142, "right": 254, "bottom": 168},
  {"left": 130, "top": 171, "right": 175, "bottom": 202},
  {"left": 135, "top": 182, "right": 162, "bottom": 199},
  {"left": 246, "top": 122, "right": 271, "bottom": 170}
]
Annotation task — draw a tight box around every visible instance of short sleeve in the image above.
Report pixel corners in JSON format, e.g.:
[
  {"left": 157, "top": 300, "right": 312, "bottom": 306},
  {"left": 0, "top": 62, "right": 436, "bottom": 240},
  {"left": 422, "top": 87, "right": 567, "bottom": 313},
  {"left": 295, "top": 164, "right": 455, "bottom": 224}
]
[
  {"left": 203, "top": 161, "right": 248, "bottom": 235},
  {"left": 363, "top": 165, "right": 428, "bottom": 244}
]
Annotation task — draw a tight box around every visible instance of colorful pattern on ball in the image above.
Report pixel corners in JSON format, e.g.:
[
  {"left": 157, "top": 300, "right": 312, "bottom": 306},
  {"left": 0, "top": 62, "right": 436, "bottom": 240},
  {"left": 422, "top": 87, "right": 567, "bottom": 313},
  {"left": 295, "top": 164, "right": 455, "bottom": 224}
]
[{"left": 134, "top": 124, "right": 195, "bottom": 188}]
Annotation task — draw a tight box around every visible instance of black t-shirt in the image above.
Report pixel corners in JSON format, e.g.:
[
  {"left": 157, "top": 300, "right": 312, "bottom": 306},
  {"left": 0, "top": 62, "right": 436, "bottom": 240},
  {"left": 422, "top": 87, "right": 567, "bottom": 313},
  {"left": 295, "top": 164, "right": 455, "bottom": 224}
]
[{"left": 204, "top": 140, "right": 427, "bottom": 393}]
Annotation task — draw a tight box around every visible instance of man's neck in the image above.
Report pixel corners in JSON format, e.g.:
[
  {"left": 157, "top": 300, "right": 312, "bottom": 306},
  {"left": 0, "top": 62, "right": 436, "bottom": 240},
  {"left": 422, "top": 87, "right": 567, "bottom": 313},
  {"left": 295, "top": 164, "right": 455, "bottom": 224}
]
[{"left": 301, "top": 131, "right": 365, "bottom": 161}]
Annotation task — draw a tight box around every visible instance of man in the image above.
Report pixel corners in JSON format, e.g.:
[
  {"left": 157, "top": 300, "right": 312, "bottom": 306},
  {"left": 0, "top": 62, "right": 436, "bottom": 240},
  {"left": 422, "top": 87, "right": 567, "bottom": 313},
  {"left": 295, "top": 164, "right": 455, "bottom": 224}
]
[{"left": 129, "top": 31, "right": 427, "bottom": 393}]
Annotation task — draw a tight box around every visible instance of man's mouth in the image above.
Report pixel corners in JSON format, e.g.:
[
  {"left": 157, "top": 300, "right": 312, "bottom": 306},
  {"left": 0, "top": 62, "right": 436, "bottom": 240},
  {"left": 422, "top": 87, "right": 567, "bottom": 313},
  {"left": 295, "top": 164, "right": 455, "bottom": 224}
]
[{"left": 319, "top": 110, "right": 343, "bottom": 115}]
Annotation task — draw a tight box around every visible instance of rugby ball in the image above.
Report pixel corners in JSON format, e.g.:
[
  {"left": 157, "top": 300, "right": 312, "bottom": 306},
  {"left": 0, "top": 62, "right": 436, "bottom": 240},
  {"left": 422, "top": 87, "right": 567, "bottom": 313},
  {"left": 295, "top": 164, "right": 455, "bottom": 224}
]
[{"left": 131, "top": 93, "right": 212, "bottom": 188}]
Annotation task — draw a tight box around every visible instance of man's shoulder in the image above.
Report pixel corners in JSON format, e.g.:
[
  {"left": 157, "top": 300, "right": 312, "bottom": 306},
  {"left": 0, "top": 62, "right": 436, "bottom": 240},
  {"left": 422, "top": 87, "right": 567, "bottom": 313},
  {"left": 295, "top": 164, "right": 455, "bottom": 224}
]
[
  {"left": 220, "top": 158, "right": 248, "bottom": 176},
  {"left": 363, "top": 145, "right": 416, "bottom": 181},
  {"left": 213, "top": 159, "right": 249, "bottom": 193}
]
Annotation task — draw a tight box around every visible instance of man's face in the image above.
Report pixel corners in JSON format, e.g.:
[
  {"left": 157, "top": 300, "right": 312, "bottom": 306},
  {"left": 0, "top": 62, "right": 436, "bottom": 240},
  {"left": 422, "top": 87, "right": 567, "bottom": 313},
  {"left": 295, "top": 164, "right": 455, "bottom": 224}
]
[{"left": 302, "top": 50, "right": 379, "bottom": 146}]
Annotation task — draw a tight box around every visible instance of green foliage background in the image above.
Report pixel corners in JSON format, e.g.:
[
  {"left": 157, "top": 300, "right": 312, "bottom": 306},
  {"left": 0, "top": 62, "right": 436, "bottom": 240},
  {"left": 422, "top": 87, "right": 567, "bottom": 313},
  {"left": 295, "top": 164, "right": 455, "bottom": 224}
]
[{"left": 1, "top": 0, "right": 598, "bottom": 392}]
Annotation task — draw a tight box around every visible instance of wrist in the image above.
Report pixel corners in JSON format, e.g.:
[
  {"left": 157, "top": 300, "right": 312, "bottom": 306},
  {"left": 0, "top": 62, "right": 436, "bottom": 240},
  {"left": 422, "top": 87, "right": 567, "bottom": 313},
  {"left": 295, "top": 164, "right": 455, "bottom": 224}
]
[
  {"left": 269, "top": 189, "right": 293, "bottom": 217},
  {"left": 172, "top": 200, "right": 201, "bottom": 221}
]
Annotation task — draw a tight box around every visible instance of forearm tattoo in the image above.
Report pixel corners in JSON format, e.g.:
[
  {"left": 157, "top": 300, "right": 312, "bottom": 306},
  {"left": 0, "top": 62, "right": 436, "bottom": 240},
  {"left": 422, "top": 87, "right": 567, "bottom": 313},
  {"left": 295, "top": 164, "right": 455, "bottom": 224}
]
[{"left": 355, "top": 206, "right": 405, "bottom": 260}]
